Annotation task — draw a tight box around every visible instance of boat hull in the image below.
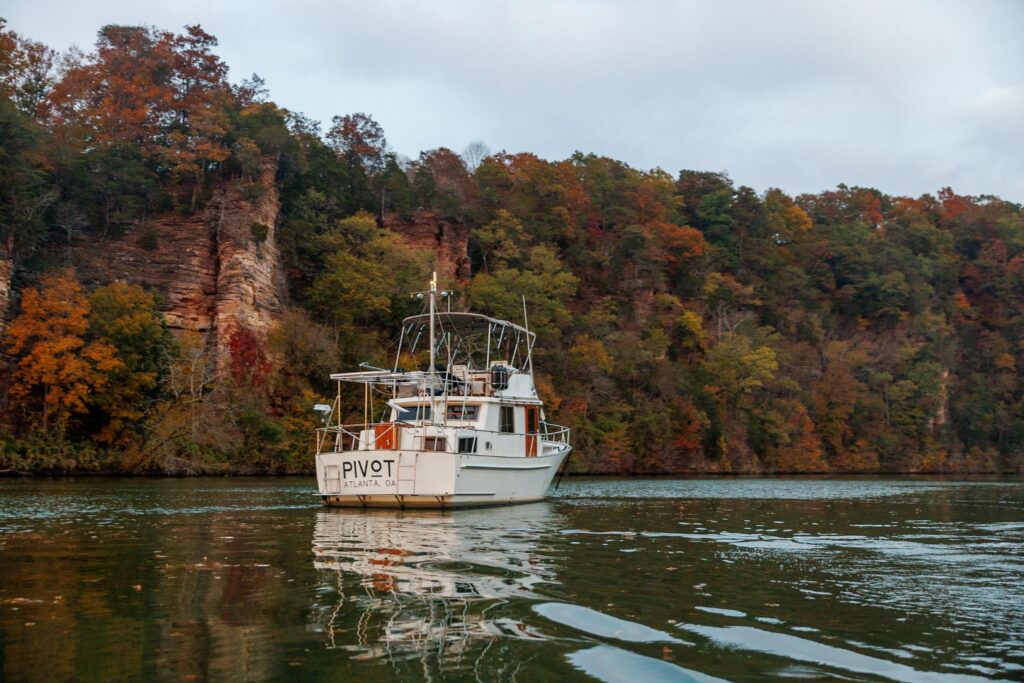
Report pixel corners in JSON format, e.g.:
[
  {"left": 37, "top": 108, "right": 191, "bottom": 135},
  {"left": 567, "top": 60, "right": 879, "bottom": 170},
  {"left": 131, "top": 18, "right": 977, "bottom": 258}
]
[{"left": 315, "top": 448, "right": 570, "bottom": 508}]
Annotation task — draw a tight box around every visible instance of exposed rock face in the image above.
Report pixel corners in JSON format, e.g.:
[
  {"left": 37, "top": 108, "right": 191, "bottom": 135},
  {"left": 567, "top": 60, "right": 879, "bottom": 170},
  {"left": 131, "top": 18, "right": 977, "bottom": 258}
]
[
  {"left": 71, "top": 160, "right": 286, "bottom": 366},
  {"left": 211, "top": 162, "right": 286, "bottom": 360},
  {"left": 382, "top": 210, "right": 471, "bottom": 285},
  {"left": 0, "top": 248, "right": 12, "bottom": 335},
  {"left": 21, "top": 181, "right": 467, "bottom": 370}
]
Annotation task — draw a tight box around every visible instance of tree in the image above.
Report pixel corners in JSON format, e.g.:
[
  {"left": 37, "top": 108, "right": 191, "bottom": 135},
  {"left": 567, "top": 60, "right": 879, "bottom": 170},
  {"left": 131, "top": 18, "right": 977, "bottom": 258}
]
[
  {"left": 414, "top": 147, "right": 472, "bottom": 214},
  {"left": 0, "top": 19, "right": 55, "bottom": 116},
  {"left": 326, "top": 113, "right": 387, "bottom": 175},
  {"left": 761, "top": 400, "right": 828, "bottom": 473},
  {"left": 461, "top": 140, "right": 490, "bottom": 172},
  {"left": 812, "top": 355, "right": 858, "bottom": 461},
  {"left": 466, "top": 245, "right": 578, "bottom": 344},
  {"left": 472, "top": 209, "right": 527, "bottom": 273},
  {"left": 0, "top": 96, "right": 56, "bottom": 263},
  {"left": 3, "top": 271, "right": 121, "bottom": 433},
  {"left": 86, "top": 282, "right": 169, "bottom": 443},
  {"left": 43, "top": 24, "right": 232, "bottom": 211},
  {"left": 306, "top": 211, "right": 432, "bottom": 358},
  {"left": 701, "top": 332, "right": 778, "bottom": 418}
]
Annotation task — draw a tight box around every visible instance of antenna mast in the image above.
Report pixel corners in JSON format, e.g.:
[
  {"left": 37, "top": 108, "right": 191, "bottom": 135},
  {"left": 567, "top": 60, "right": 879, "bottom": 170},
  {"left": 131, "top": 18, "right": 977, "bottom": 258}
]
[
  {"left": 429, "top": 272, "right": 437, "bottom": 421},
  {"left": 522, "top": 295, "right": 534, "bottom": 377}
]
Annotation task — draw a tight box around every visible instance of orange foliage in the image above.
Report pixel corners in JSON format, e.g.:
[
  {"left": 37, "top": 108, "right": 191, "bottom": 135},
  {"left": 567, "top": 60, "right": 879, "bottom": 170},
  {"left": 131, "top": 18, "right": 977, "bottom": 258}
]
[
  {"left": 643, "top": 220, "right": 706, "bottom": 274},
  {"left": 43, "top": 25, "right": 230, "bottom": 203},
  {"left": 938, "top": 187, "right": 971, "bottom": 222},
  {"left": 857, "top": 191, "right": 883, "bottom": 226},
  {"left": 889, "top": 196, "right": 932, "bottom": 222},
  {"left": 767, "top": 402, "right": 828, "bottom": 473},
  {"left": 670, "top": 398, "right": 704, "bottom": 454},
  {"left": 3, "top": 271, "right": 122, "bottom": 430}
]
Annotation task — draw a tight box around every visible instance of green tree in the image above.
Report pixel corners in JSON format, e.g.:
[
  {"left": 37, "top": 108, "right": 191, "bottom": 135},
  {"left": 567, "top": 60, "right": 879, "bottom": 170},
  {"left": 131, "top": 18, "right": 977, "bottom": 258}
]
[{"left": 86, "top": 282, "right": 170, "bottom": 444}]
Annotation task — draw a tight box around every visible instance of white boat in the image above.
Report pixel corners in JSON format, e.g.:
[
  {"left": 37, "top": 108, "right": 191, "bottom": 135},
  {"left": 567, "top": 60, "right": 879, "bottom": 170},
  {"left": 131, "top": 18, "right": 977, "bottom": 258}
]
[{"left": 314, "top": 274, "right": 571, "bottom": 508}]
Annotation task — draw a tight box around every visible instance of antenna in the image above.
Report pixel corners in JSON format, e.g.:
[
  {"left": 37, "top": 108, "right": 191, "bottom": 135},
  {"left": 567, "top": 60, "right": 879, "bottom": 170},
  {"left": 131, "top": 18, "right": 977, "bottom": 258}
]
[
  {"left": 522, "top": 295, "right": 534, "bottom": 377},
  {"left": 429, "top": 272, "right": 436, "bottom": 422}
]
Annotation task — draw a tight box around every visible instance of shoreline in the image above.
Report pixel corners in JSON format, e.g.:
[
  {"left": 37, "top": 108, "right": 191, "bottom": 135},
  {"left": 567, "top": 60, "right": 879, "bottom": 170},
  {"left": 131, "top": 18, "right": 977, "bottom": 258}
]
[{"left": 3, "top": 470, "right": 1021, "bottom": 479}]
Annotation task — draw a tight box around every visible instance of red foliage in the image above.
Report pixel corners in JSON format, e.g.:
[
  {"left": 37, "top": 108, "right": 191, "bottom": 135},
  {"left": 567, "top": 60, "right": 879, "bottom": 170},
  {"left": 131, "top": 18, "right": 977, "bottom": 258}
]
[
  {"left": 938, "top": 187, "right": 971, "bottom": 222},
  {"left": 229, "top": 327, "right": 271, "bottom": 388}
]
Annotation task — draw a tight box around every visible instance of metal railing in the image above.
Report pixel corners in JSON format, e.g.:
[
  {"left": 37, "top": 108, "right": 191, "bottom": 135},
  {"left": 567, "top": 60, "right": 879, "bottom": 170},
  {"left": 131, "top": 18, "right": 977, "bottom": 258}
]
[{"left": 316, "top": 421, "right": 570, "bottom": 455}]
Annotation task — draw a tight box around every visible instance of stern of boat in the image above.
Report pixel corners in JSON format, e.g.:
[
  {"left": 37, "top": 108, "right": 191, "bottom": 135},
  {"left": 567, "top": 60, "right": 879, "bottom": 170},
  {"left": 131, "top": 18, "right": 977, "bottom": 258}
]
[{"left": 316, "top": 447, "right": 569, "bottom": 508}]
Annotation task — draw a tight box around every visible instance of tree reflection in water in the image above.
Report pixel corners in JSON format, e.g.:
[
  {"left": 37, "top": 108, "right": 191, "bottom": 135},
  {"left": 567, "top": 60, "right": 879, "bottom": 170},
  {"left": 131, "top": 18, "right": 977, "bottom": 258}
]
[{"left": 310, "top": 503, "right": 562, "bottom": 675}]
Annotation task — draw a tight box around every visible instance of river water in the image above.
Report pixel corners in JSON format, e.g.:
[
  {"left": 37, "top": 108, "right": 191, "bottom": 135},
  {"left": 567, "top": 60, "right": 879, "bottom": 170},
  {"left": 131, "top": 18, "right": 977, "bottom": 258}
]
[{"left": 0, "top": 477, "right": 1022, "bottom": 682}]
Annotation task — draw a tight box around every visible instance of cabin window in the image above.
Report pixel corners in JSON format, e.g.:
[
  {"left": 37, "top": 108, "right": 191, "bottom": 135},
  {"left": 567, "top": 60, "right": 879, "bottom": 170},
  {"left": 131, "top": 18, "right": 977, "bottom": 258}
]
[
  {"left": 458, "top": 437, "right": 477, "bottom": 454},
  {"left": 499, "top": 406, "right": 515, "bottom": 433},
  {"left": 423, "top": 436, "right": 447, "bottom": 451},
  {"left": 396, "top": 405, "right": 431, "bottom": 422},
  {"left": 446, "top": 405, "right": 479, "bottom": 421}
]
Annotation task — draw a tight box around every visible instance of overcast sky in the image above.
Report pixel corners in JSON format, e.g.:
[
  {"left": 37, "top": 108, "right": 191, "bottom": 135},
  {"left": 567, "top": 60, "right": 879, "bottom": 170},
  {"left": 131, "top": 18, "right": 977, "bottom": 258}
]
[{"left": 5, "top": 0, "right": 1023, "bottom": 202}]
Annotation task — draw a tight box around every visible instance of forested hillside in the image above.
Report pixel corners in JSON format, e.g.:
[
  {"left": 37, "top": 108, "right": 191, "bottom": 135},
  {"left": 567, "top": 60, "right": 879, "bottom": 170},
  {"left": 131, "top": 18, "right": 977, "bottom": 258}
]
[{"left": 2, "top": 20, "right": 1022, "bottom": 475}]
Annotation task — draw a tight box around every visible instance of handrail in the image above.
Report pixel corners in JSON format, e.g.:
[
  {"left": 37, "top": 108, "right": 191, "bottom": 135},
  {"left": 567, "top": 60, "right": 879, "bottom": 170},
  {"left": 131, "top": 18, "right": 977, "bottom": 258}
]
[{"left": 316, "top": 421, "right": 571, "bottom": 454}]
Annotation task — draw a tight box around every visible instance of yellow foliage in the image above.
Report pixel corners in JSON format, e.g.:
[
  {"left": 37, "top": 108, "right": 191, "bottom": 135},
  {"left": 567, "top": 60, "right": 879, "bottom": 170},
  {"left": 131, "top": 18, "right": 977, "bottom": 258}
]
[{"left": 569, "top": 335, "right": 613, "bottom": 373}]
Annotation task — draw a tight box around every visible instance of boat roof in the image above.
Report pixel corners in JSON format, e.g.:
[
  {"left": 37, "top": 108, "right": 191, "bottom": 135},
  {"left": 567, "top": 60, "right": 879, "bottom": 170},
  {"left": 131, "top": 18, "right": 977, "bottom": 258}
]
[
  {"left": 329, "top": 369, "right": 442, "bottom": 385},
  {"left": 401, "top": 311, "right": 535, "bottom": 341}
]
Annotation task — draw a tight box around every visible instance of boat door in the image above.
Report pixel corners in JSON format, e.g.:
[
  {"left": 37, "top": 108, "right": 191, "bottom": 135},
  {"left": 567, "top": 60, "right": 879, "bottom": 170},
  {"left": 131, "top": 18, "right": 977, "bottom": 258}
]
[{"left": 525, "top": 406, "right": 539, "bottom": 457}]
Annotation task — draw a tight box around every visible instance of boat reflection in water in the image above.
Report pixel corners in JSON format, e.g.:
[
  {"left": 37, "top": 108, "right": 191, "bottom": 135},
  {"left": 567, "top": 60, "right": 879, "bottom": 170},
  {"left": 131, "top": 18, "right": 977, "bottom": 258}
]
[{"left": 310, "top": 502, "right": 561, "bottom": 673}]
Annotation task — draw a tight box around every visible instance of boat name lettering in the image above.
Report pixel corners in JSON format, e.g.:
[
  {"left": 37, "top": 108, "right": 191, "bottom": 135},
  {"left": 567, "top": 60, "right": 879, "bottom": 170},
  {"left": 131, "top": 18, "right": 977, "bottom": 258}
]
[{"left": 342, "top": 459, "right": 396, "bottom": 479}]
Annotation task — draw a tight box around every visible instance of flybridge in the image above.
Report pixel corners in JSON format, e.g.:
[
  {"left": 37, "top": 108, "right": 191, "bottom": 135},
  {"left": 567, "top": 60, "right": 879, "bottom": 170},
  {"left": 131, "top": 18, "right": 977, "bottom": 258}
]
[
  {"left": 395, "top": 312, "right": 536, "bottom": 380},
  {"left": 313, "top": 272, "right": 572, "bottom": 509}
]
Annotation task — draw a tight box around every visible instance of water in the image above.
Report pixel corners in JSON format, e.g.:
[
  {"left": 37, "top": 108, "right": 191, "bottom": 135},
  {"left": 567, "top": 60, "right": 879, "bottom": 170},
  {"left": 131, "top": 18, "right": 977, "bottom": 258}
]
[{"left": 1, "top": 477, "right": 1022, "bottom": 682}]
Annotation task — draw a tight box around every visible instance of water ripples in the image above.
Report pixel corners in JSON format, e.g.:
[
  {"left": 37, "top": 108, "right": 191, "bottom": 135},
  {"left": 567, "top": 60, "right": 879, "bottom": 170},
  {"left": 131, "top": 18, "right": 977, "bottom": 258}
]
[{"left": 1, "top": 476, "right": 1022, "bottom": 681}]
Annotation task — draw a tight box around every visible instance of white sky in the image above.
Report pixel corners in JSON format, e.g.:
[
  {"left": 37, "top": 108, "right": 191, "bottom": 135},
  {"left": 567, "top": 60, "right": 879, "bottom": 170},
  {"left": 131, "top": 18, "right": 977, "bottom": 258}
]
[{"left": 5, "top": 0, "right": 1023, "bottom": 202}]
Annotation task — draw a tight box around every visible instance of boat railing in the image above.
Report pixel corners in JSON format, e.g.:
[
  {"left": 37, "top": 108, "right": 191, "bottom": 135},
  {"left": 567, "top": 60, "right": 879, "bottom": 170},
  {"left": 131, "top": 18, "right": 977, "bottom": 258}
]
[
  {"left": 539, "top": 421, "right": 571, "bottom": 444},
  {"left": 316, "top": 421, "right": 571, "bottom": 455}
]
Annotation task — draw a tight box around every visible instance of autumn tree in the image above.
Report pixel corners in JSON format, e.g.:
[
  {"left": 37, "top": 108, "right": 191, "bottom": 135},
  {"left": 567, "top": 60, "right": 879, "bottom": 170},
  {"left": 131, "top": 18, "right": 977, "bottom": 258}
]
[
  {"left": 3, "top": 271, "right": 121, "bottom": 433},
  {"left": 0, "top": 19, "right": 55, "bottom": 116},
  {"left": 43, "top": 24, "right": 232, "bottom": 214},
  {"left": 229, "top": 326, "right": 272, "bottom": 388},
  {"left": 326, "top": 113, "right": 387, "bottom": 174}
]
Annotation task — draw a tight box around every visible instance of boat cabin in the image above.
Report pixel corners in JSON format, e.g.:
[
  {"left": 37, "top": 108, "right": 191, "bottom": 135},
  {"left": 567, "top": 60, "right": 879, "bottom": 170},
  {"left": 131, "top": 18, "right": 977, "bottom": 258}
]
[{"left": 315, "top": 309, "right": 567, "bottom": 460}]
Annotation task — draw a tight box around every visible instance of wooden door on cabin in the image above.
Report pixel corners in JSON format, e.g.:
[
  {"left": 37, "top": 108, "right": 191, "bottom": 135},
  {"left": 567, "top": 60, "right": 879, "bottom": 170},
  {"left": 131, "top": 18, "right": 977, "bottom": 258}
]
[
  {"left": 525, "top": 406, "right": 539, "bottom": 457},
  {"left": 375, "top": 423, "right": 398, "bottom": 450}
]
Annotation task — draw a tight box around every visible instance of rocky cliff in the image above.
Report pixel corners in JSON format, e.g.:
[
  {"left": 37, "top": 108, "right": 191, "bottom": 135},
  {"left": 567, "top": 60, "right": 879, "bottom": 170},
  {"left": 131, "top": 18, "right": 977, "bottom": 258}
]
[
  {"left": 383, "top": 210, "right": 471, "bottom": 285},
  {"left": 71, "top": 160, "right": 286, "bottom": 365},
  {"left": 3, "top": 178, "right": 472, "bottom": 369}
]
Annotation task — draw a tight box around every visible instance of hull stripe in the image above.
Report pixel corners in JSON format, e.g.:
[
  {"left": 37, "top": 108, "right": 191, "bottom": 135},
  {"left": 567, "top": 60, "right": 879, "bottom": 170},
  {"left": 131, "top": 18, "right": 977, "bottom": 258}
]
[{"left": 459, "top": 463, "right": 552, "bottom": 471}]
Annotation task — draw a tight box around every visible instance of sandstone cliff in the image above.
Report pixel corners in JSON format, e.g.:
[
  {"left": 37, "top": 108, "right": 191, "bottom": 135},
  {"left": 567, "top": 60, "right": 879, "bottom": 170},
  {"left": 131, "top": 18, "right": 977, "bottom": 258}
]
[
  {"left": 383, "top": 210, "right": 471, "bottom": 285},
  {"left": 71, "top": 160, "right": 286, "bottom": 365},
  {"left": 4, "top": 178, "right": 472, "bottom": 369}
]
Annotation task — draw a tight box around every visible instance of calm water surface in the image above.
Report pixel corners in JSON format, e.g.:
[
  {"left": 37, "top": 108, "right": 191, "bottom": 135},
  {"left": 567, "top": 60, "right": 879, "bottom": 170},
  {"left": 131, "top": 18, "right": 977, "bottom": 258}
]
[{"left": 1, "top": 477, "right": 1022, "bottom": 681}]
